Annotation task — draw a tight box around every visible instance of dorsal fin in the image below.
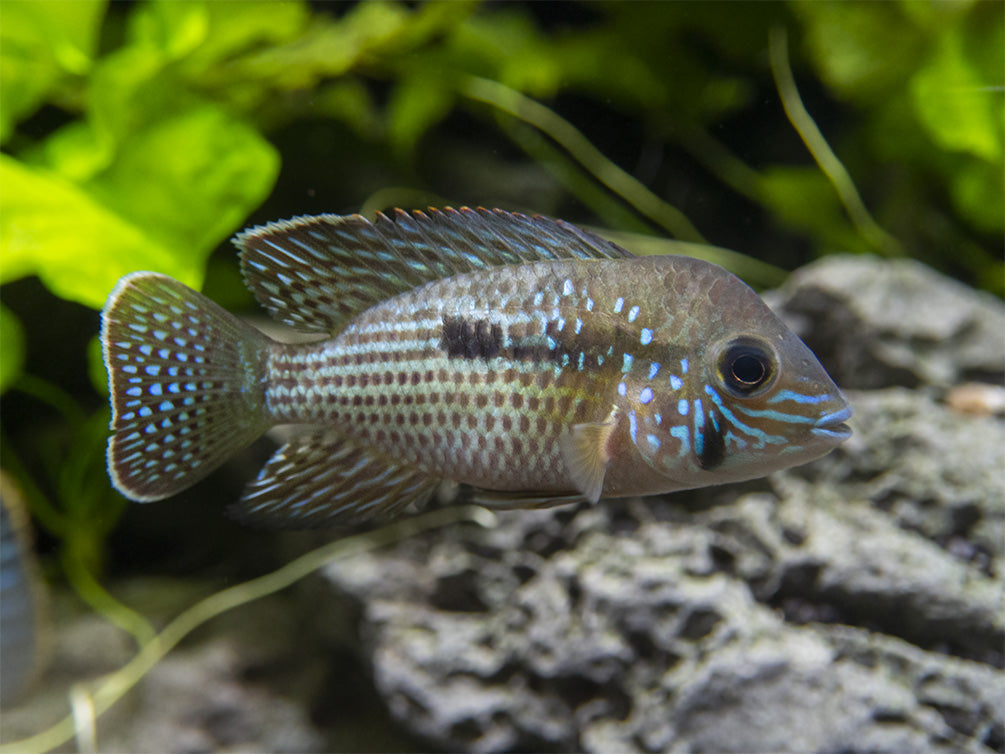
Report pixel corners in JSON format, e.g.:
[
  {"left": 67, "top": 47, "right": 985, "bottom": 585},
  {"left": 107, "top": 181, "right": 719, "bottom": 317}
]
[{"left": 235, "top": 207, "right": 632, "bottom": 334}]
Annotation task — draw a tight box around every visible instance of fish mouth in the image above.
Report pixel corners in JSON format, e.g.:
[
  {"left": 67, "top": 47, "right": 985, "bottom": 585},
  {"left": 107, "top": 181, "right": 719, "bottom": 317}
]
[{"left": 811, "top": 406, "right": 853, "bottom": 442}]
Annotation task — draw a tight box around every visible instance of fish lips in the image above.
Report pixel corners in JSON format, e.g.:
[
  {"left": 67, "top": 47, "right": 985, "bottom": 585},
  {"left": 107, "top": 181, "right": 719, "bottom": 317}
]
[{"left": 810, "top": 405, "right": 854, "bottom": 442}]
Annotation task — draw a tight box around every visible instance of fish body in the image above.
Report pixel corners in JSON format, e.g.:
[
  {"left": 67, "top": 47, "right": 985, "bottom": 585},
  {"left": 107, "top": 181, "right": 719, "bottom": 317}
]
[
  {"left": 0, "top": 473, "right": 47, "bottom": 707},
  {"left": 101, "top": 208, "right": 851, "bottom": 527}
]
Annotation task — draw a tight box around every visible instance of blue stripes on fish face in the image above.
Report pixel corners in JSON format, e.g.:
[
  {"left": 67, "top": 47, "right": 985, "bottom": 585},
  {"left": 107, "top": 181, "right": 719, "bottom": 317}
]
[
  {"left": 730, "top": 404, "right": 817, "bottom": 425},
  {"left": 703, "top": 385, "right": 787, "bottom": 449},
  {"left": 630, "top": 352, "right": 819, "bottom": 476},
  {"left": 767, "top": 389, "right": 833, "bottom": 405}
]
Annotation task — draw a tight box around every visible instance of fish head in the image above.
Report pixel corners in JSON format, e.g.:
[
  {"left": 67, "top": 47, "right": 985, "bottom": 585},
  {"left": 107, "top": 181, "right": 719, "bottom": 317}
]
[{"left": 633, "top": 257, "right": 852, "bottom": 487}]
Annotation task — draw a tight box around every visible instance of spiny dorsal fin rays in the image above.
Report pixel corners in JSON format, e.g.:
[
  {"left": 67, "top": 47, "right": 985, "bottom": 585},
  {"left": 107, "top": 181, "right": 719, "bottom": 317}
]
[
  {"left": 235, "top": 207, "right": 633, "bottom": 334},
  {"left": 231, "top": 432, "right": 440, "bottom": 528}
]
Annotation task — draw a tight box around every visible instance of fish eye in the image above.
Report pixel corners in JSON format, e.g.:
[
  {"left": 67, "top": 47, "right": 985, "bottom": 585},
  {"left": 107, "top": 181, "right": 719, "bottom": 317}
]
[{"left": 717, "top": 338, "right": 775, "bottom": 396}]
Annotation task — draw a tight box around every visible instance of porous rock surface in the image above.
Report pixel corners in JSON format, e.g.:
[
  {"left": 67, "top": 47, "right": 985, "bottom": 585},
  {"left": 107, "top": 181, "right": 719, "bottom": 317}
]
[
  {"left": 766, "top": 254, "right": 1005, "bottom": 389},
  {"left": 319, "top": 255, "right": 1005, "bottom": 752}
]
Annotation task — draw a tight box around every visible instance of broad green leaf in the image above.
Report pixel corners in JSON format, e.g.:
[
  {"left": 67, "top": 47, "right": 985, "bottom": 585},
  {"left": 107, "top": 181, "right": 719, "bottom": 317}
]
[
  {"left": 910, "top": 26, "right": 1002, "bottom": 162},
  {"left": 314, "top": 79, "right": 382, "bottom": 138},
  {"left": 793, "top": 1, "right": 930, "bottom": 104},
  {"left": 128, "top": 0, "right": 307, "bottom": 71},
  {"left": 194, "top": 0, "right": 309, "bottom": 65},
  {"left": 87, "top": 45, "right": 187, "bottom": 153},
  {"left": 31, "top": 120, "right": 108, "bottom": 183},
  {"left": 449, "top": 11, "right": 562, "bottom": 97},
  {"left": 129, "top": 0, "right": 209, "bottom": 60},
  {"left": 951, "top": 159, "right": 1005, "bottom": 233},
  {"left": 1, "top": 105, "right": 278, "bottom": 309},
  {"left": 582, "top": 3, "right": 766, "bottom": 119},
  {"left": 176, "top": 0, "right": 310, "bottom": 102},
  {"left": 898, "top": 0, "right": 979, "bottom": 29},
  {"left": 0, "top": 154, "right": 188, "bottom": 308},
  {"left": 0, "top": 0, "right": 106, "bottom": 142},
  {"left": 387, "top": 71, "right": 456, "bottom": 157},
  {"left": 87, "top": 106, "right": 279, "bottom": 255},
  {"left": 234, "top": 1, "right": 412, "bottom": 90},
  {"left": 0, "top": 304, "right": 25, "bottom": 395}
]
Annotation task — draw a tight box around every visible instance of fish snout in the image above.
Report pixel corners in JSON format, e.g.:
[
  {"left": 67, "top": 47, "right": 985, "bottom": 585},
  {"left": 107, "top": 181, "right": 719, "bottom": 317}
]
[{"left": 810, "top": 404, "right": 853, "bottom": 442}]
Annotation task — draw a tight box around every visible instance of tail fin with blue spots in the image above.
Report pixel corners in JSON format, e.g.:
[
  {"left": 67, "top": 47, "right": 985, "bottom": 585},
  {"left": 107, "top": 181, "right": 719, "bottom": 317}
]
[{"left": 101, "top": 272, "right": 272, "bottom": 502}]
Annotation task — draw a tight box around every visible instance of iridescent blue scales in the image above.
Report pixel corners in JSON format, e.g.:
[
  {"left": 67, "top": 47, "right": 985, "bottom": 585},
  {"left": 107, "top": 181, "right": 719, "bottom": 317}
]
[
  {"left": 1, "top": 475, "right": 46, "bottom": 707},
  {"left": 101, "top": 208, "right": 852, "bottom": 527}
]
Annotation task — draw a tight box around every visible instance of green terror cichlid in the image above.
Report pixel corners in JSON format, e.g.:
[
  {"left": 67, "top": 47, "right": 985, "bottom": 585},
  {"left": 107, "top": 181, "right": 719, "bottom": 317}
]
[{"left": 101, "top": 208, "right": 852, "bottom": 527}]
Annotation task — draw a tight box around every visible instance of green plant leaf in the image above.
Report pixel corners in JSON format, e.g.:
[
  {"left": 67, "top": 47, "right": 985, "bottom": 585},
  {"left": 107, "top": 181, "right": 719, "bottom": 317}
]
[
  {"left": 232, "top": 1, "right": 412, "bottom": 90},
  {"left": 0, "top": 154, "right": 187, "bottom": 307},
  {"left": 910, "top": 26, "right": 1002, "bottom": 162},
  {"left": 87, "top": 44, "right": 188, "bottom": 156},
  {"left": 387, "top": 70, "right": 455, "bottom": 157},
  {"left": 951, "top": 159, "right": 1005, "bottom": 234},
  {"left": 314, "top": 78, "right": 382, "bottom": 138},
  {"left": 88, "top": 106, "right": 280, "bottom": 254},
  {"left": 1, "top": 105, "right": 278, "bottom": 309},
  {"left": 128, "top": 0, "right": 209, "bottom": 60},
  {"left": 0, "top": 303, "right": 26, "bottom": 395},
  {"left": 0, "top": 0, "right": 106, "bottom": 142},
  {"left": 792, "top": 1, "right": 931, "bottom": 104},
  {"left": 188, "top": 0, "right": 309, "bottom": 67}
]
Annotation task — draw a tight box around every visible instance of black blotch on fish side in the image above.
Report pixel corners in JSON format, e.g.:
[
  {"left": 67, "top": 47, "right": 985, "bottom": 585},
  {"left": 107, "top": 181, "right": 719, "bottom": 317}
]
[
  {"left": 441, "top": 316, "right": 504, "bottom": 360},
  {"left": 698, "top": 409, "right": 726, "bottom": 471}
]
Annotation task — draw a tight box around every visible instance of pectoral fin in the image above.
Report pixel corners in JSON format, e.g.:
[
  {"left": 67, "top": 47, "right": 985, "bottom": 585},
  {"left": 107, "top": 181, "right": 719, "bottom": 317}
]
[{"left": 559, "top": 418, "right": 617, "bottom": 504}]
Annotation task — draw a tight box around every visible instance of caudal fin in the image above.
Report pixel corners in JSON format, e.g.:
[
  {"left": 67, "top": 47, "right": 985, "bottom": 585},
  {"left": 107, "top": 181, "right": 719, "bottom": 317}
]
[{"left": 101, "top": 273, "right": 272, "bottom": 502}]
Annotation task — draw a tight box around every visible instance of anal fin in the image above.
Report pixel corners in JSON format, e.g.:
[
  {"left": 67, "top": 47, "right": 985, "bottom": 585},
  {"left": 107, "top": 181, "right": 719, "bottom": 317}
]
[
  {"left": 559, "top": 418, "right": 617, "bottom": 504},
  {"left": 232, "top": 432, "right": 438, "bottom": 528},
  {"left": 468, "top": 488, "right": 588, "bottom": 510}
]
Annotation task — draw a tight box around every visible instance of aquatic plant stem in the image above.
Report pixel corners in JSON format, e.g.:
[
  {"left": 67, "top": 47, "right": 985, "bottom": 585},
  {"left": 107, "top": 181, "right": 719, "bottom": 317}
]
[
  {"left": 0, "top": 505, "right": 496, "bottom": 754},
  {"left": 769, "top": 27, "right": 902, "bottom": 256},
  {"left": 61, "top": 548, "right": 157, "bottom": 648},
  {"left": 458, "top": 75, "right": 707, "bottom": 244},
  {"left": 501, "top": 119, "right": 658, "bottom": 234}
]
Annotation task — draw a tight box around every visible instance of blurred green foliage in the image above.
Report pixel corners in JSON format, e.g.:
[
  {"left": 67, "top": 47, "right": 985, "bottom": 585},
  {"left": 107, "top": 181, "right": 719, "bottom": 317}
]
[
  {"left": 0, "top": 0, "right": 1001, "bottom": 588},
  {"left": 3, "top": 1, "right": 1001, "bottom": 317}
]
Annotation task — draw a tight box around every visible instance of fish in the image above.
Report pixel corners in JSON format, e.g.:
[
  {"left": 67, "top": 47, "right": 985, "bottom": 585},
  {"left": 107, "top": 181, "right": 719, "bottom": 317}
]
[
  {"left": 100, "top": 207, "right": 852, "bottom": 528},
  {"left": 0, "top": 472, "right": 48, "bottom": 707}
]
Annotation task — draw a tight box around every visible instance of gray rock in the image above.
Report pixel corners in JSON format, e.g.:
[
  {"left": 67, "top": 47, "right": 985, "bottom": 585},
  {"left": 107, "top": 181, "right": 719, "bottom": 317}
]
[
  {"left": 0, "top": 584, "right": 330, "bottom": 753},
  {"left": 104, "top": 639, "right": 325, "bottom": 754},
  {"left": 765, "top": 254, "right": 1005, "bottom": 389},
  {"left": 324, "top": 478, "right": 1003, "bottom": 752},
  {"left": 791, "top": 388, "right": 1005, "bottom": 572},
  {"left": 698, "top": 481, "right": 1004, "bottom": 666}
]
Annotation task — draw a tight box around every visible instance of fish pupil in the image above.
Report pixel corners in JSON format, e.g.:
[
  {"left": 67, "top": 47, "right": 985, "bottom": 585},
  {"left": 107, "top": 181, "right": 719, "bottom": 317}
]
[
  {"left": 731, "top": 353, "right": 766, "bottom": 386},
  {"left": 718, "top": 339, "right": 775, "bottom": 396}
]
